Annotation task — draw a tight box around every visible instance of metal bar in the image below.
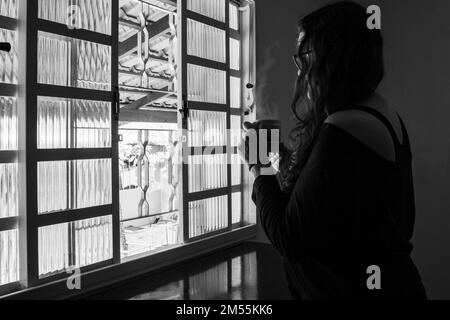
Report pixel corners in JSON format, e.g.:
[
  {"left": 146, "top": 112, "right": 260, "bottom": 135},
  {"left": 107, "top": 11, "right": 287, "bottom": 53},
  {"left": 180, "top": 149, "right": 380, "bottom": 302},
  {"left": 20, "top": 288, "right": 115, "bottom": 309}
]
[
  {"left": 230, "top": 108, "right": 242, "bottom": 116},
  {"left": 121, "top": 210, "right": 179, "bottom": 224},
  {"left": 185, "top": 55, "right": 227, "bottom": 71},
  {"left": 37, "top": 19, "right": 112, "bottom": 46},
  {"left": 0, "top": 151, "right": 18, "bottom": 163},
  {"left": 186, "top": 10, "right": 227, "bottom": 30},
  {"left": 35, "top": 148, "right": 112, "bottom": 161},
  {"left": 180, "top": 0, "right": 189, "bottom": 243},
  {"left": 35, "top": 84, "right": 112, "bottom": 101},
  {"left": 0, "top": 217, "right": 19, "bottom": 232},
  {"left": 231, "top": 185, "right": 242, "bottom": 193},
  {"left": 111, "top": 0, "right": 121, "bottom": 265},
  {"left": 25, "top": 0, "right": 40, "bottom": 287},
  {"left": 188, "top": 146, "right": 227, "bottom": 155},
  {"left": 186, "top": 101, "right": 228, "bottom": 112},
  {"left": 226, "top": 0, "right": 233, "bottom": 232},
  {"left": 230, "top": 69, "right": 241, "bottom": 78},
  {"left": 230, "top": 29, "right": 241, "bottom": 40},
  {"left": 37, "top": 205, "right": 113, "bottom": 227},
  {"left": 0, "top": 83, "right": 17, "bottom": 97},
  {"left": 187, "top": 187, "right": 230, "bottom": 202},
  {"left": 120, "top": 109, "right": 177, "bottom": 123},
  {"left": 0, "top": 15, "right": 17, "bottom": 30}
]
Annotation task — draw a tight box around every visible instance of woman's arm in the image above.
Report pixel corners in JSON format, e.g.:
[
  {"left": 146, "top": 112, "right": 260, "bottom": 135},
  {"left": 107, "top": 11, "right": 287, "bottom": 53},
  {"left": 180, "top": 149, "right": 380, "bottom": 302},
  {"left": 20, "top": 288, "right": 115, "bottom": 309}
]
[{"left": 252, "top": 126, "right": 357, "bottom": 261}]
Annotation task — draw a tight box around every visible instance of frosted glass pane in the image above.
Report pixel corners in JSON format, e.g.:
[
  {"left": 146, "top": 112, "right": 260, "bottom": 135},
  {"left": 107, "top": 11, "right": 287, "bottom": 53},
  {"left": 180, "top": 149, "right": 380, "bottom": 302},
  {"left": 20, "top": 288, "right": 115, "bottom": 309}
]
[
  {"left": 38, "top": 215, "right": 112, "bottom": 277},
  {"left": 37, "top": 97, "right": 111, "bottom": 149},
  {"left": 231, "top": 115, "right": 241, "bottom": 147},
  {"left": 37, "top": 159, "right": 112, "bottom": 214},
  {"left": 0, "top": 28, "right": 18, "bottom": 84},
  {"left": 230, "top": 38, "right": 240, "bottom": 70},
  {"left": 189, "top": 195, "right": 228, "bottom": 238},
  {"left": 0, "top": 229, "right": 19, "bottom": 285},
  {"left": 229, "top": 3, "right": 239, "bottom": 30},
  {"left": 38, "top": 0, "right": 112, "bottom": 35},
  {"left": 187, "top": 0, "right": 226, "bottom": 22},
  {"left": 0, "top": 96, "right": 17, "bottom": 150},
  {"left": 188, "top": 110, "right": 226, "bottom": 147},
  {"left": 187, "top": 64, "right": 226, "bottom": 104},
  {"left": 187, "top": 19, "right": 226, "bottom": 63},
  {"left": 38, "top": 32, "right": 111, "bottom": 90},
  {"left": 0, "top": 0, "right": 19, "bottom": 18},
  {"left": 0, "top": 163, "right": 18, "bottom": 218},
  {"left": 232, "top": 192, "right": 241, "bottom": 224},
  {"left": 230, "top": 76, "right": 241, "bottom": 109},
  {"left": 231, "top": 154, "right": 241, "bottom": 186},
  {"left": 188, "top": 154, "right": 227, "bottom": 193}
]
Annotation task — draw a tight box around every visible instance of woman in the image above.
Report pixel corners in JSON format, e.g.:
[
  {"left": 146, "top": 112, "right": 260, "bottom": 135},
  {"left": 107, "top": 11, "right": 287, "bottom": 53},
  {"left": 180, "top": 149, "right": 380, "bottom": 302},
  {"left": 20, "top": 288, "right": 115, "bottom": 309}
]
[{"left": 243, "top": 1, "right": 427, "bottom": 299}]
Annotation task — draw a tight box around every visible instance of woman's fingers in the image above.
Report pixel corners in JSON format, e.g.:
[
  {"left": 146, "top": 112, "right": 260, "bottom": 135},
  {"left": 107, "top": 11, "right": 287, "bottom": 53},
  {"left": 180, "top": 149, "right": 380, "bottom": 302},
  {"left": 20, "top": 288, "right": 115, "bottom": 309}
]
[{"left": 243, "top": 121, "right": 257, "bottom": 131}]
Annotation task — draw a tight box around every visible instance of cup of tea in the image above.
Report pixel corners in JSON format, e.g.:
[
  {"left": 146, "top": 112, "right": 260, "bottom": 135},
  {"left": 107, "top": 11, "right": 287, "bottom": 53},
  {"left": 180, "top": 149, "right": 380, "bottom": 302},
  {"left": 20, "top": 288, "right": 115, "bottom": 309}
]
[{"left": 244, "top": 119, "right": 281, "bottom": 171}]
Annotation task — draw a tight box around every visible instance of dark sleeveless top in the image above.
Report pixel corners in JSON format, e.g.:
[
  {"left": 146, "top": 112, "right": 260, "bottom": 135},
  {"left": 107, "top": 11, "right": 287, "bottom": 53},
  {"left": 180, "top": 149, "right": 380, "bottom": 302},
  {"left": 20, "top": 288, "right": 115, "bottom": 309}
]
[{"left": 252, "top": 107, "right": 427, "bottom": 300}]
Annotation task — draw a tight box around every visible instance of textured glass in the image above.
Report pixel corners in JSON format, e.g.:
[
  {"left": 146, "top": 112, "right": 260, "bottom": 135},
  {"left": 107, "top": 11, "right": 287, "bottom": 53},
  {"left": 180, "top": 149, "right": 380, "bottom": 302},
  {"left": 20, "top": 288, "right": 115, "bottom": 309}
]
[
  {"left": 231, "top": 154, "right": 241, "bottom": 186},
  {"left": 38, "top": 215, "right": 112, "bottom": 277},
  {"left": 0, "top": 28, "right": 18, "bottom": 84},
  {"left": 187, "top": 64, "right": 226, "bottom": 104},
  {"left": 230, "top": 38, "right": 240, "bottom": 70},
  {"left": 37, "top": 97, "right": 111, "bottom": 149},
  {"left": 229, "top": 3, "right": 239, "bottom": 30},
  {"left": 0, "top": 229, "right": 19, "bottom": 285},
  {"left": 0, "top": 96, "right": 17, "bottom": 150},
  {"left": 188, "top": 154, "right": 227, "bottom": 193},
  {"left": 189, "top": 195, "right": 228, "bottom": 238},
  {"left": 230, "top": 115, "right": 241, "bottom": 147},
  {"left": 0, "top": 163, "right": 18, "bottom": 218},
  {"left": 38, "top": 32, "right": 111, "bottom": 90},
  {"left": 187, "top": 19, "right": 226, "bottom": 63},
  {"left": 232, "top": 192, "right": 241, "bottom": 224},
  {"left": 38, "top": 0, "right": 112, "bottom": 35},
  {"left": 230, "top": 76, "right": 241, "bottom": 109},
  {"left": 188, "top": 110, "right": 226, "bottom": 147},
  {"left": 187, "top": 0, "right": 226, "bottom": 22},
  {"left": 0, "top": 0, "right": 18, "bottom": 18},
  {"left": 37, "top": 159, "right": 112, "bottom": 214}
]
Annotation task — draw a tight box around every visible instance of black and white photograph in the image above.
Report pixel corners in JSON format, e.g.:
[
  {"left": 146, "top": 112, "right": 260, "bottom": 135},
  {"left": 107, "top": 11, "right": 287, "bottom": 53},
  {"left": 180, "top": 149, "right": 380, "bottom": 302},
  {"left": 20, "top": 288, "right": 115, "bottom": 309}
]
[{"left": 0, "top": 0, "right": 449, "bottom": 305}]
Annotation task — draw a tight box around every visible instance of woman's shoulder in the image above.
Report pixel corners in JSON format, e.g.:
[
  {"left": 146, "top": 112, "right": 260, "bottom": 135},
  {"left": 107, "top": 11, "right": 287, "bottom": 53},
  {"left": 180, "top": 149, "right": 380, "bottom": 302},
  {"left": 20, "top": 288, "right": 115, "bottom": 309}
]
[{"left": 322, "top": 109, "right": 397, "bottom": 163}]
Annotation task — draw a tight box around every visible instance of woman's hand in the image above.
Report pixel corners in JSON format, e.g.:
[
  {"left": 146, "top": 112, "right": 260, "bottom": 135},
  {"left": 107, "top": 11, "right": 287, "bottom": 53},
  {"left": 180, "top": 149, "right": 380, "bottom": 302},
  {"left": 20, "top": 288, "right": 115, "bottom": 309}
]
[{"left": 238, "top": 122, "right": 280, "bottom": 179}]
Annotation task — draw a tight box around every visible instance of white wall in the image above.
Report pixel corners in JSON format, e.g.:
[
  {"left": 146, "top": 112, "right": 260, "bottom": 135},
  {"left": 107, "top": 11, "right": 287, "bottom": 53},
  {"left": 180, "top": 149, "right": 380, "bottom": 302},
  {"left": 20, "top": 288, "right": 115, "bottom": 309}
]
[{"left": 255, "top": 0, "right": 450, "bottom": 299}]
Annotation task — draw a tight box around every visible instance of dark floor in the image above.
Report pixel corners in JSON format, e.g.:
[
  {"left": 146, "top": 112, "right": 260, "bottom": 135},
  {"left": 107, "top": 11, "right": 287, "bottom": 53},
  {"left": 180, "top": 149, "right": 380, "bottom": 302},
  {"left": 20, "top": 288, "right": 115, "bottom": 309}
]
[{"left": 84, "top": 242, "right": 293, "bottom": 300}]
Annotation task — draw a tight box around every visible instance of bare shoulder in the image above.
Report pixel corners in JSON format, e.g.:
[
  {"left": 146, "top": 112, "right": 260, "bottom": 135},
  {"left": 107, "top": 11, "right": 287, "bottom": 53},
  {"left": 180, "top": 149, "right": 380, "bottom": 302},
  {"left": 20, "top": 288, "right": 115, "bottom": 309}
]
[{"left": 324, "top": 109, "right": 396, "bottom": 162}]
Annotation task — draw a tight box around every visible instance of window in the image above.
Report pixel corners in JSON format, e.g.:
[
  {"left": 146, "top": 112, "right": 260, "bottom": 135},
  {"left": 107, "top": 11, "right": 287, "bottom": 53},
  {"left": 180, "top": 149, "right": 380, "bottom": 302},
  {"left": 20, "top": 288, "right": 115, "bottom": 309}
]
[{"left": 0, "top": 0, "right": 256, "bottom": 298}]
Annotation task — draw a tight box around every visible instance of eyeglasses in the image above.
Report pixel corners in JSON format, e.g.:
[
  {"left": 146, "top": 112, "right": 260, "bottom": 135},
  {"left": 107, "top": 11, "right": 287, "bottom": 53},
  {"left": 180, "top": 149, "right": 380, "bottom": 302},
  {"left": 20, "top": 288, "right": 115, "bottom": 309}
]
[{"left": 292, "top": 50, "right": 313, "bottom": 71}]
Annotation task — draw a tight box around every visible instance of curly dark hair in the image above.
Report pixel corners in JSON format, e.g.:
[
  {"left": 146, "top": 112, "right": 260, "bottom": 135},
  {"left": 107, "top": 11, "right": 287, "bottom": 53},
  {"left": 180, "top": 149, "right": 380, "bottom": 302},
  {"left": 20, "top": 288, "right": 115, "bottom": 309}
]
[{"left": 279, "top": 1, "right": 384, "bottom": 193}]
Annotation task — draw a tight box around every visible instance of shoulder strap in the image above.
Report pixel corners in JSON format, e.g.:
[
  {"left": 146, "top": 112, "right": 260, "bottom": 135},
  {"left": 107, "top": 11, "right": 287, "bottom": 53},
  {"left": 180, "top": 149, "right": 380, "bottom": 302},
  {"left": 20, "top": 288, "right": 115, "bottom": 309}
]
[
  {"left": 396, "top": 113, "right": 412, "bottom": 156},
  {"left": 348, "top": 105, "right": 401, "bottom": 161}
]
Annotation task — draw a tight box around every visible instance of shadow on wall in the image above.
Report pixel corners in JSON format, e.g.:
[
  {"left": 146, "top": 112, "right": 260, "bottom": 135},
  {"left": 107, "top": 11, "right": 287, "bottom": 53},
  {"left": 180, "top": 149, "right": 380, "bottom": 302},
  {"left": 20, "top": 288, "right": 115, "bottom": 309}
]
[{"left": 255, "top": 0, "right": 450, "bottom": 299}]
